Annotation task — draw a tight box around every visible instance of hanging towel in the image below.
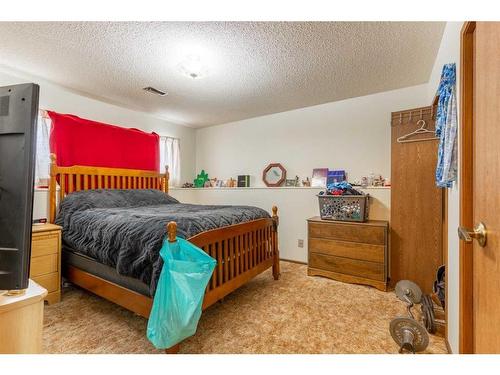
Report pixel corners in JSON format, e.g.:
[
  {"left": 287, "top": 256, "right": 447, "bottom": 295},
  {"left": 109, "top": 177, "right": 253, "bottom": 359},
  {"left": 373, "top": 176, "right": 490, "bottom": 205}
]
[{"left": 435, "top": 63, "right": 458, "bottom": 188}]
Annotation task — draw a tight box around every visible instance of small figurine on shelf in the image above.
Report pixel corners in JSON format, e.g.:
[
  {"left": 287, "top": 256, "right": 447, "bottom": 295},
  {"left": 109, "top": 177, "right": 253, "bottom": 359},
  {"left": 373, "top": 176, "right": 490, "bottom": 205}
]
[
  {"left": 360, "top": 177, "right": 369, "bottom": 188},
  {"left": 225, "top": 177, "right": 237, "bottom": 187},
  {"left": 194, "top": 170, "right": 209, "bottom": 188},
  {"left": 285, "top": 176, "right": 300, "bottom": 187},
  {"left": 372, "top": 174, "right": 385, "bottom": 187},
  {"left": 182, "top": 182, "right": 194, "bottom": 188},
  {"left": 302, "top": 177, "right": 311, "bottom": 187},
  {"left": 209, "top": 178, "right": 218, "bottom": 187}
]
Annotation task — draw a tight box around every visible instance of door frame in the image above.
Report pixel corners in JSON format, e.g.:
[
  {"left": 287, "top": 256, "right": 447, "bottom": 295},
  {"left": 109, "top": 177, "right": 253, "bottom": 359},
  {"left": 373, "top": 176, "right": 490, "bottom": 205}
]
[{"left": 459, "top": 21, "right": 475, "bottom": 354}]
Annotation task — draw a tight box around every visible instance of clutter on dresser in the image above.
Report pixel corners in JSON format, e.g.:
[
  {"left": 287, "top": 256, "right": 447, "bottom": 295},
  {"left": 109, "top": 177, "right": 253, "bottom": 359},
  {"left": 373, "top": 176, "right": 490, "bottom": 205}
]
[
  {"left": 317, "top": 182, "right": 369, "bottom": 222},
  {"left": 262, "top": 163, "right": 286, "bottom": 187}
]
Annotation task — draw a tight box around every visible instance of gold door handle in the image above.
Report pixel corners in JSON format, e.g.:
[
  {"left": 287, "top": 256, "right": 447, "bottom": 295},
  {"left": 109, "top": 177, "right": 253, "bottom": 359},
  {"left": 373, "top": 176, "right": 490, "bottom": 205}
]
[{"left": 458, "top": 222, "right": 487, "bottom": 247}]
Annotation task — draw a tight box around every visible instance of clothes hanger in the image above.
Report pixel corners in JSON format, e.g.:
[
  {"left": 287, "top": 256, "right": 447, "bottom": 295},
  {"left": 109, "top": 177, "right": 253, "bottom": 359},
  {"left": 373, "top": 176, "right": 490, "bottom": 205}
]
[{"left": 397, "top": 117, "right": 439, "bottom": 144}]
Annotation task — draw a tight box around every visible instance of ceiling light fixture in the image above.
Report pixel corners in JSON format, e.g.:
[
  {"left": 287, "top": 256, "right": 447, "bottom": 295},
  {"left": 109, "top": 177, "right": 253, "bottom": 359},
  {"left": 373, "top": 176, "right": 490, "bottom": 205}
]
[
  {"left": 178, "top": 55, "right": 208, "bottom": 79},
  {"left": 143, "top": 86, "right": 167, "bottom": 96}
]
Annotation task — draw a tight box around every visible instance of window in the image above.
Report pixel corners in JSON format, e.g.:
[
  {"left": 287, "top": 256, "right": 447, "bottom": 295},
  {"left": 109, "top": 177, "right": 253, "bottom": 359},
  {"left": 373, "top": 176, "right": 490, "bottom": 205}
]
[
  {"left": 35, "top": 113, "right": 51, "bottom": 187},
  {"left": 159, "top": 136, "right": 181, "bottom": 187}
]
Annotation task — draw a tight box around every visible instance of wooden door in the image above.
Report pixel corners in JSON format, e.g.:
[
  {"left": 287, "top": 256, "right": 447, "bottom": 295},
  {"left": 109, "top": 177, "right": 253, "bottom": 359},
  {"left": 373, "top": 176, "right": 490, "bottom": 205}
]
[
  {"left": 391, "top": 107, "right": 443, "bottom": 294},
  {"left": 461, "top": 21, "right": 500, "bottom": 353}
]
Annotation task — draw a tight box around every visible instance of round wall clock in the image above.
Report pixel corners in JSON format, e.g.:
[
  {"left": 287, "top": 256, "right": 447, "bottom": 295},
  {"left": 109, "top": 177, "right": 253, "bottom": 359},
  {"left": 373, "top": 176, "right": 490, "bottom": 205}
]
[{"left": 262, "top": 163, "right": 287, "bottom": 187}]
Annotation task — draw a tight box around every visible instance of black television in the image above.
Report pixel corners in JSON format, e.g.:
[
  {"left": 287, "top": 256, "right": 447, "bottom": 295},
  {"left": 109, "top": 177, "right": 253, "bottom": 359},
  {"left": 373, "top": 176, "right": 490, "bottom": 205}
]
[{"left": 0, "top": 83, "right": 39, "bottom": 291}]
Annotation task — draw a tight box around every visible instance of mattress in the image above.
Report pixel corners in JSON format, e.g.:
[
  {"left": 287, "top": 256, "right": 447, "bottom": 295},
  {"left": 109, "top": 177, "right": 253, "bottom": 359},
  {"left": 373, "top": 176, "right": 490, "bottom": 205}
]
[{"left": 62, "top": 245, "right": 151, "bottom": 297}]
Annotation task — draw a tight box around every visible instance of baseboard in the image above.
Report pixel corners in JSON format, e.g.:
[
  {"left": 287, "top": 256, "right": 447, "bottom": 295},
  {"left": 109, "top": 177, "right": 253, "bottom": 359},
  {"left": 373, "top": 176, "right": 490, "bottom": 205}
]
[
  {"left": 445, "top": 339, "right": 452, "bottom": 354},
  {"left": 280, "top": 258, "right": 307, "bottom": 265}
]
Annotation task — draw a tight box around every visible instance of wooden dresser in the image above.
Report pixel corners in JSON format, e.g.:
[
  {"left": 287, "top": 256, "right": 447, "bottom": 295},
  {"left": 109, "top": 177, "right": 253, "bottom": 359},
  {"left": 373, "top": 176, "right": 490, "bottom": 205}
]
[
  {"left": 31, "top": 223, "right": 62, "bottom": 304},
  {"left": 307, "top": 217, "right": 389, "bottom": 291}
]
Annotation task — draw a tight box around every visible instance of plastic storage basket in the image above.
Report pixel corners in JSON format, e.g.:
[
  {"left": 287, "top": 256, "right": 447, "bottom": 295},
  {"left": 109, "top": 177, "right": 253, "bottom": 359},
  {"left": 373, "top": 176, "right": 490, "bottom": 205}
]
[{"left": 317, "top": 193, "right": 370, "bottom": 222}]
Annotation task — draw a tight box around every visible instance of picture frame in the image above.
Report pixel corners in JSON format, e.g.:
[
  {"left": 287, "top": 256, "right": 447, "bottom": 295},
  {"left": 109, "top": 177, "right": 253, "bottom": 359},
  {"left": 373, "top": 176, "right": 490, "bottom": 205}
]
[{"left": 262, "top": 163, "right": 286, "bottom": 187}]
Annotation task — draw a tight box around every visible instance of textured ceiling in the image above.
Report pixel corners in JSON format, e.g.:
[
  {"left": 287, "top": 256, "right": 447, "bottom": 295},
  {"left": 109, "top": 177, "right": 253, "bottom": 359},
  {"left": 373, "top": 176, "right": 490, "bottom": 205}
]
[{"left": 0, "top": 22, "right": 445, "bottom": 128}]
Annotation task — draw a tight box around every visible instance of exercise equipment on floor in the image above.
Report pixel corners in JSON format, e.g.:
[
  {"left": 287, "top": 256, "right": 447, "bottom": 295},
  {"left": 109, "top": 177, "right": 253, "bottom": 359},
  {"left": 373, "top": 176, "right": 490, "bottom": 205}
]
[
  {"left": 390, "top": 280, "right": 429, "bottom": 353},
  {"left": 389, "top": 278, "right": 447, "bottom": 353}
]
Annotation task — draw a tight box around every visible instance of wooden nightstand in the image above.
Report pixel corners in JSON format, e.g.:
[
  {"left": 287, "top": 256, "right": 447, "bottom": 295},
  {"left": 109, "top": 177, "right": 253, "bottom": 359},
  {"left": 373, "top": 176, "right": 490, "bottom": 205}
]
[
  {"left": 307, "top": 217, "right": 389, "bottom": 291},
  {"left": 31, "top": 223, "right": 62, "bottom": 304}
]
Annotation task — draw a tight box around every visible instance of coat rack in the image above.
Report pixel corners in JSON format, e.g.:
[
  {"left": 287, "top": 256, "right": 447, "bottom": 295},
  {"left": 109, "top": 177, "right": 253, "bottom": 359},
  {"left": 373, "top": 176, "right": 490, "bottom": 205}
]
[{"left": 396, "top": 109, "right": 439, "bottom": 143}]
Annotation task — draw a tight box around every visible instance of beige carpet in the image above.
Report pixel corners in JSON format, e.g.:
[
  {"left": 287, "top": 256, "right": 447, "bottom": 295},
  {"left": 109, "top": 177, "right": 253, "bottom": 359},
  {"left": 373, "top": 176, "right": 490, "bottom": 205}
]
[{"left": 43, "top": 262, "right": 448, "bottom": 354}]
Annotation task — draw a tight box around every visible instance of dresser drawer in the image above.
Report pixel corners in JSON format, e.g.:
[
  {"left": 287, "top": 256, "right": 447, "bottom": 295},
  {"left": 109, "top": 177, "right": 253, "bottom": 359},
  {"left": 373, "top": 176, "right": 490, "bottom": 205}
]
[
  {"left": 308, "top": 222, "right": 385, "bottom": 245},
  {"left": 32, "top": 272, "right": 60, "bottom": 293},
  {"left": 31, "top": 233, "right": 59, "bottom": 257},
  {"left": 309, "top": 238, "right": 385, "bottom": 263},
  {"left": 30, "top": 254, "right": 58, "bottom": 277},
  {"left": 309, "top": 253, "right": 384, "bottom": 281}
]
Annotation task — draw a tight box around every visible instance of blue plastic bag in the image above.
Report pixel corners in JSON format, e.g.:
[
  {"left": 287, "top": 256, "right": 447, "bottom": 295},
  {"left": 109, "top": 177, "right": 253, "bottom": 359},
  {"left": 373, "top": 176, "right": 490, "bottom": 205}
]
[{"left": 147, "top": 237, "right": 216, "bottom": 349}]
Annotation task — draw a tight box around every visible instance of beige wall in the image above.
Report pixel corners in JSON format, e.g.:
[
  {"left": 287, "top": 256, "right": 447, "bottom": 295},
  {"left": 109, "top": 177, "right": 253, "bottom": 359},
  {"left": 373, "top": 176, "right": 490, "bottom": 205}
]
[
  {"left": 195, "top": 84, "right": 428, "bottom": 186},
  {"left": 426, "top": 21, "right": 463, "bottom": 354}
]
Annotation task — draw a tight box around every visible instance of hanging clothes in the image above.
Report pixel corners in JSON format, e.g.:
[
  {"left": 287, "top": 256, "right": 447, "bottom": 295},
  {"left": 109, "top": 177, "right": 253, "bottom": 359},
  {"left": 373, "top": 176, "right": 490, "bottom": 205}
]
[{"left": 435, "top": 63, "right": 458, "bottom": 188}]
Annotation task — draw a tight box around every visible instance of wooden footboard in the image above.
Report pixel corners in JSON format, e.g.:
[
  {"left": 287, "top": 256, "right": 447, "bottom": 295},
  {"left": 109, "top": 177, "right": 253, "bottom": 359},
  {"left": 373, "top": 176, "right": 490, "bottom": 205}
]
[{"left": 168, "top": 206, "right": 280, "bottom": 310}]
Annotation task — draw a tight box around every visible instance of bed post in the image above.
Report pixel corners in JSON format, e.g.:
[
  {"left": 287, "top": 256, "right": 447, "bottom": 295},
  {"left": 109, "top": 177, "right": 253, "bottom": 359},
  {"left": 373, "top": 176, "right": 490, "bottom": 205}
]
[
  {"left": 167, "top": 221, "right": 177, "bottom": 243},
  {"left": 49, "top": 153, "right": 57, "bottom": 223},
  {"left": 164, "top": 221, "right": 181, "bottom": 354},
  {"left": 163, "top": 165, "right": 169, "bottom": 194},
  {"left": 272, "top": 205, "right": 280, "bottom": 280}
]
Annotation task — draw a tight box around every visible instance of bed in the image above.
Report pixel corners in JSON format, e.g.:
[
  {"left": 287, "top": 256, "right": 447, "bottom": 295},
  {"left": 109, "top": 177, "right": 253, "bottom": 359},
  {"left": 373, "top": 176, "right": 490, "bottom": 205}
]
[{"left": 47, "top": 154, "right": 280, "bottom": 353}]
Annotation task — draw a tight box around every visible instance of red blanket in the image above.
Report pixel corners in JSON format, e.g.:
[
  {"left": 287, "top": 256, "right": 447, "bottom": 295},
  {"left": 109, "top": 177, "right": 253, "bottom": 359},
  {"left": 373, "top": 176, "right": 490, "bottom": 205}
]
[{"left": 48, "top": 111, "right": 159, "bottom": 171}]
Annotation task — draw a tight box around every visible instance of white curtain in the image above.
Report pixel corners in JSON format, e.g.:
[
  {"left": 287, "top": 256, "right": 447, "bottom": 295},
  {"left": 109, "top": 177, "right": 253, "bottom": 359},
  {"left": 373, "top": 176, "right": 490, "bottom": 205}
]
[
  {"left": 35, "top": 114, "right": 51, "bottom": 187},
  {"left": 159, "top": 136, "right": 181, "bottom": 187}
]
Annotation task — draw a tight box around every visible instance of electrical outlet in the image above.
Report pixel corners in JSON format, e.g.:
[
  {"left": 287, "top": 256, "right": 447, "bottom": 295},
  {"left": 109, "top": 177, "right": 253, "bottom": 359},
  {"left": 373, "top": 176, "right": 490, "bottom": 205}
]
[{"left": 298, "top": 239, "right": 304, "bottom": 248}]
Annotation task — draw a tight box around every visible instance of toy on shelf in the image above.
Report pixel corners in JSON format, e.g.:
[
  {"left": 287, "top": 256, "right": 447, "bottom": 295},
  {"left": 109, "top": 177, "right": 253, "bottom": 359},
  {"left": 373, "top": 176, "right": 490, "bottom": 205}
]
[
  {"left": 225, "top": 177, "right": 237, "bottom": 187},
  {"left": 194, "top": 170, "right": 209, "bottom": 188},
  {"left": 209, "top": 178, "right": 218, "bottom": 187}
]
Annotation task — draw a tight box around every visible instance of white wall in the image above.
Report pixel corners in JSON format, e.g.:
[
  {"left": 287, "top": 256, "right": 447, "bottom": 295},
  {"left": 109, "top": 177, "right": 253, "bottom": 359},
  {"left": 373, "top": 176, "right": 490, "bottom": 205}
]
[
  {"left": 196, "top": 84, "right": 428, "bottom": 186},
  {"left": 0, "top": 66, "right": 197, "bottom": 184},
  {"left": 170, "top": 186, "right": 390, "bottom": 263},
  {"left": 192, "top": 84, "right": 428, "bottom": 262},
  {"left": 426, "top": 22, "right": 463, "bottom": 354}
]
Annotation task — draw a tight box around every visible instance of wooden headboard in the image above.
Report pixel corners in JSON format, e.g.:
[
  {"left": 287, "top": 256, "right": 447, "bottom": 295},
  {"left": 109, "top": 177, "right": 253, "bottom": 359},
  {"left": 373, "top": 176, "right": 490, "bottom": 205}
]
[{"left": 48, "top": 154, "right": 169, "bottom": 223}]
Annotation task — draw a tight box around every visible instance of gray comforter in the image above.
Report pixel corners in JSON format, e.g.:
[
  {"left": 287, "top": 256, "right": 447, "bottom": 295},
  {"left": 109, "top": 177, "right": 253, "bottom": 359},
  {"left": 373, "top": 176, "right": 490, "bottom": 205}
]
[{"left": 55, "top": 189, "right": 270, "bottom": 295}]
